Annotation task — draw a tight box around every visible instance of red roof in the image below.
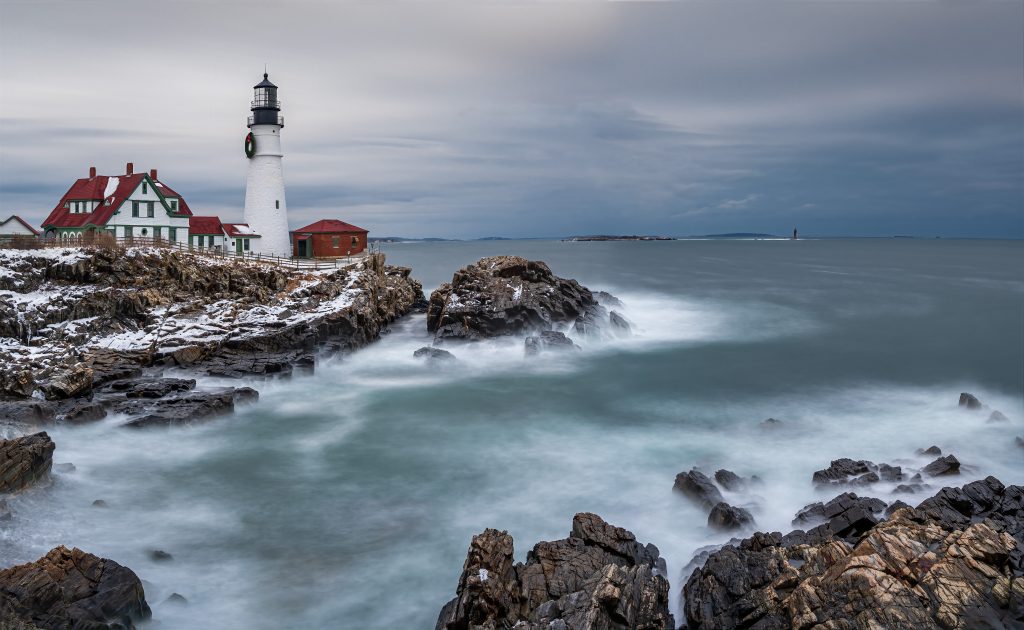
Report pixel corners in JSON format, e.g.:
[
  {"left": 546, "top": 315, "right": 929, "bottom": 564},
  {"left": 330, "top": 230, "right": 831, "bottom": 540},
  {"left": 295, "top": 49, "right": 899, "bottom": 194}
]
[
  {"left": 293, "top": 219, "right": 368, "bottom": 234},
  {"left": 222, "top": 223, "right": 261, "bottom": 238},
  {"left": 1, "top": 215, "right": 40, "bottom": 236},
  {"left": 189, "top": 216, "right": 223, "bottom": 235},
  {"left": 40, "top": 171, "right": 193, "bottom": 230}
]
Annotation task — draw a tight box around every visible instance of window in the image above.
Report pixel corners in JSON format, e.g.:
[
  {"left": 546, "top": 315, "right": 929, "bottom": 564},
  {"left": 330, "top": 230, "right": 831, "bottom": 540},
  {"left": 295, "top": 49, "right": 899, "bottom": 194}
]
[
  {"left": 142, "top": 182, "right": 148, "bottom": 194},
  {"left": 105, "top": 198, "right": 112, "bottom": 206},
  {"left": 141, "top": 228, "right": 148, "bottom": 237},
  {"left": 331, "top": 236, "right": 340, "bottom": 248},
  {"left": 131, "top": 202, "right": 139, "bottom": 218},
  {"left": 243, "top": 239, "right": 250, "bottom": 251},
  {"left": 169, "top": 227, "right": 177, "bottom": 241},
  {"left": 168, "top": 199, "right": 178, "bottom": 211},
  {"left": 147, "top": 202, "right": 154, "bottom": 218},
  {"left": 153, "top": 227, "right": 162, "bottom": 240},
  {"left": 351, "top": 236, "right": 359, "bottom": 246},
  {"left": 275, "top": 200, "right": 280, "bottom": 209}
]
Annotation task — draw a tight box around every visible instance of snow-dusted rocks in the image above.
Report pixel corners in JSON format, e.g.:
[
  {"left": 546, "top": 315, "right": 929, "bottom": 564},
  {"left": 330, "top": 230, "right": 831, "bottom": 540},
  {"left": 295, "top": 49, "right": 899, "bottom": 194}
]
[{"left": 0, "top": 248, "right": 423, "bottom": 421}]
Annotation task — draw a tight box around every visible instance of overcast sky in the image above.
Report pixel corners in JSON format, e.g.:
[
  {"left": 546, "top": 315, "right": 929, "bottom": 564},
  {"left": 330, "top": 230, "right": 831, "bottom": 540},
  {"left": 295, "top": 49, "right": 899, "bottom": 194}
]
[{"left": 1, "top": 1, "right": 1021, "bottom": 238}]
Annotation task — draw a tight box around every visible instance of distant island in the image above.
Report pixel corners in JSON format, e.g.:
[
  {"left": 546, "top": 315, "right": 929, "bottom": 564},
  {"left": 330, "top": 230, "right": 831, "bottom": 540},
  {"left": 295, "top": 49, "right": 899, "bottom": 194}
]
[
  {"left": 695, "top": 233, "right": 781, "bottom": 238},
  {"left": 562, "top": 235, "right": 676, "bottom": 242}
]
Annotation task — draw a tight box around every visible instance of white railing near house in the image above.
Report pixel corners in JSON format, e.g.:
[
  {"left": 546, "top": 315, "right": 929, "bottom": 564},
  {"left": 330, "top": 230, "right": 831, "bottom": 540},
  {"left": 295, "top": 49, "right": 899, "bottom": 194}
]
[{"left": 3, "top": 235, "right": 370, "bottom": 272}]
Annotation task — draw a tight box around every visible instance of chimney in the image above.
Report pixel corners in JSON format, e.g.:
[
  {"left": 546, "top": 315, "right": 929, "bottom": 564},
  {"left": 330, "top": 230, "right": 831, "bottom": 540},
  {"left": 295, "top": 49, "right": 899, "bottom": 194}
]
[
  {"left": 126, "top": 162, "right": 134, "bottom": 176},
  {"left": 150, "top": 168, "right": 158, "bottom": 180},
  {"left": 89, "top": 166, "right": 96, "bottom": 179}
]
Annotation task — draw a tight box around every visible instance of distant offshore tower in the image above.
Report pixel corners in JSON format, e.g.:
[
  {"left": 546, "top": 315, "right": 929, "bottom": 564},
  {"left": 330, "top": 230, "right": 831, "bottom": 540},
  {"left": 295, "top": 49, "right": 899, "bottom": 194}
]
[{"left": 243, "top": 72, "right": 291, "bottom": 256}]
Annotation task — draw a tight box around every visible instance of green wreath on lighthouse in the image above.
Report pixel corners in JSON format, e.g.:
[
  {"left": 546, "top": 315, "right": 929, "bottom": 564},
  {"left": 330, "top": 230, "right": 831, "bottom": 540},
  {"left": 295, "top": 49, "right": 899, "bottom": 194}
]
[{"left": 244, "top": 132, "right": 256, "bottom": 159}]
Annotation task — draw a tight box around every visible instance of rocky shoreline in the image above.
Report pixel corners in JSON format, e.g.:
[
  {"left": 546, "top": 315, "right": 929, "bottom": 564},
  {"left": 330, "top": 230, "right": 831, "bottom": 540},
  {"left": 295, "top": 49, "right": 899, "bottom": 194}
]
[
  {"left": 434, "top": 393, "right": 1023, "bottom": 630},
  {"left": 0, "top": 247, "right": 424, "bottom": 429},
  {"left": 2, "top": 250, "right": 1022, "bottom": 629}
]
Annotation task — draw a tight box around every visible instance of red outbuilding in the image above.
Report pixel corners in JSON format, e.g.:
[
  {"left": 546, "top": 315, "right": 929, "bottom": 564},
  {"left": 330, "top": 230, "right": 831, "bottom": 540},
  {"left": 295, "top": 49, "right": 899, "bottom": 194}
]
[{"left": 291, "top": 219, "right": 368, "bottom": 259}]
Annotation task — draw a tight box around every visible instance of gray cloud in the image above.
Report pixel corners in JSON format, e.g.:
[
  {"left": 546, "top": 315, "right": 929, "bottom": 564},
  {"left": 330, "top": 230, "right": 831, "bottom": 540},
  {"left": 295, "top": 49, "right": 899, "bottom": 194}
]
[{"left": 1, "top": 1, "right": 1020, "bottom": 238}]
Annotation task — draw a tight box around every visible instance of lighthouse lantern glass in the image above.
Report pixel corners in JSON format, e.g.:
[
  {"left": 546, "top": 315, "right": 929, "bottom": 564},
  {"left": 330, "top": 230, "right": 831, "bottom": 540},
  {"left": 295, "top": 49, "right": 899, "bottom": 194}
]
[{"left": 254, "top": 86, "right": 277, "bottom": 108}]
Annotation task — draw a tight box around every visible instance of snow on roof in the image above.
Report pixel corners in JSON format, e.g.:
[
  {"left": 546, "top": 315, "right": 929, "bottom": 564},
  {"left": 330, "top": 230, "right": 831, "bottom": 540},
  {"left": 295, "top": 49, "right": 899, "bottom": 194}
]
[
  {"left": 222, "top": 223, "right": 261, "bottom": 237},
  {"left": 102, "top": 176, "right": 120, "bottom": 199}
]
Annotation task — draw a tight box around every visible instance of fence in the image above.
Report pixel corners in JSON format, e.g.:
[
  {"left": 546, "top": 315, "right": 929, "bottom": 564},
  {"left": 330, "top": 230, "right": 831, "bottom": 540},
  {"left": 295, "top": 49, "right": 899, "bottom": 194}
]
[{"left": 1, "top": 234, "right": 368, "bottom": 272}]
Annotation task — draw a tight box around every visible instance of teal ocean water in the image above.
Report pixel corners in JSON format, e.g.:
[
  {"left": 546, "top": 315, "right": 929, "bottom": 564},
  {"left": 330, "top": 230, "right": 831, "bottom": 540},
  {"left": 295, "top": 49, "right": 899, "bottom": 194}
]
[{"left": 2, "top": 239, "right": 1022, "bottom": 628}]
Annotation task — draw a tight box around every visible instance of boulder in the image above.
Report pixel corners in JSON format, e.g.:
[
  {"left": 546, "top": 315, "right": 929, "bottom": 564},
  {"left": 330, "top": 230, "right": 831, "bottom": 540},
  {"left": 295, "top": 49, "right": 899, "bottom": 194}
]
[
  {"left": 426, "top": 256, "right": 600, "bottom": 340},
  {"left": 811, "top": 458, "right": 875, "bottom": 486},
  {"left": 714, "top": 469, "right": 745, "bottom": 491},
  {"left": 922, "top": 454, "right": 960, "bottom": 477},
  {"left": 683, "top": 478, "right": 1023, "bottom": 630},
  {"left": 61, "top": 400, "right": 107, "bottom": 424},
  {"left": 707, "top": 502, "right": 755, "bottom": 531},
  {"left": 608, "top": 311, "right": 631, "bottom": 335},
  {"left": 792, "top": 492, "right": 886, "bottom": 544},
  {"left": 524, "top": 331, "right": 579, "bottom": 356},
  {"left": 958, "top": 392, "right": 982, "bottom": 409},
  {"left": 0, "top": 367, "right": 35, "bottom": 398},
  {"left": 594, "top": 291, "right": 624, "bottom": 308},
  {"left": 988, "top": 410, "right": 1009, "bottom": 423},
  {"left": 0, "top": 400, "right": 56, "bottom": 425},
  {"left": 121, "top": 388, "right": 250, "bottom": 428},
  {"left": 758, "top": 417, "right": 782, "bottom": 429},
  {"left": 435, "top": 512, "right": 673, "bottom": 630},
  {"left": 917, "top": 445, "right": 942, "bottom": 456},
  {"left": 673, "top": 469, "right": 725, "bottom": 511},
  {"left": 0, "top": 432, "right": 54, "bottom": 493},
  {"left": 413, "top": 346, "right": 456, "bottom": 362},
  {"left": 0, "top": 546, "right": 150, "bottom": 629},
  {"left": 42, "top": 363, "right": 93, "bottom": 400},
  {"left": 112, "top": 378, "right": 196, "bottom": 399}
]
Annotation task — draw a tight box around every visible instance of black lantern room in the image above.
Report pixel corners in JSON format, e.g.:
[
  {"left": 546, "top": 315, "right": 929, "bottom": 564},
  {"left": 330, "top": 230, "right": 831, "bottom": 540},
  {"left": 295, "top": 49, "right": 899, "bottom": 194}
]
[{"left": 248, "top": 73, "right": 283, "bottom": 128}]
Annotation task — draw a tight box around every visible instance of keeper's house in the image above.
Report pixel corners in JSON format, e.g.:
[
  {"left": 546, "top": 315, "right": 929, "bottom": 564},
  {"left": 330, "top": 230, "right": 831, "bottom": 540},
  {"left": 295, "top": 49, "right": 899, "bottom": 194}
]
[
  {"left": 0, "top": 215, "right": 39, "bottom": 240},
  {"left": 291, "top": 219, "right": 368, "bottom": 259},
  {"left": 41, "top": 163, "right": 192, "bottom": 243},
  {"left": 188, "top": 216, "right": 261, "bottom": 253}
]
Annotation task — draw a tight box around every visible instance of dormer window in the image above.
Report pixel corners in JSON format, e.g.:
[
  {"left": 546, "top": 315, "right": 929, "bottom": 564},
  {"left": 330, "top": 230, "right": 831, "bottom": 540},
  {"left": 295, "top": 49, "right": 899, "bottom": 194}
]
[
  {"left": 168, "top": 198, "right": 178, "bottom": 211},
  {"left": 105, "top": 198, "right": 112, "bottom": 206}
]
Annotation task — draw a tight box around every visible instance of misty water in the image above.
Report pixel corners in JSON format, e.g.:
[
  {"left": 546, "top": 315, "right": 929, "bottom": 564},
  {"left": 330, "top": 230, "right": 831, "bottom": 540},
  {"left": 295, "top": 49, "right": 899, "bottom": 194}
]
[{"left": 2, "top": 239, "right": 1022, "bottom": 628}]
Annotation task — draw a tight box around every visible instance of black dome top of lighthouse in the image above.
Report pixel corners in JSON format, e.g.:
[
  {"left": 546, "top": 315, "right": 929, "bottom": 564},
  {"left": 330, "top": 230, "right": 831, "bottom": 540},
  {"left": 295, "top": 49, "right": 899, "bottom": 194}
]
[{"left": 254, "top": 73, "right": 277, "bottom": 90}]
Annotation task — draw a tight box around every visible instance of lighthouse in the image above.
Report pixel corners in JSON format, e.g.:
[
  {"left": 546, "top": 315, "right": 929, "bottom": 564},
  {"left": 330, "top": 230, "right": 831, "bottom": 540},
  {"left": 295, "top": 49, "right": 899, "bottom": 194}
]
[{"left": 243, "top": 73, "right": 291, "bottom": 256}]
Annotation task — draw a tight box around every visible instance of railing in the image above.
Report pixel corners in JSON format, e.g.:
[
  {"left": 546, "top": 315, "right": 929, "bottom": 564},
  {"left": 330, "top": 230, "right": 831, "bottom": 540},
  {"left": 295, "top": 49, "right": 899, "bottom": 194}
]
[
  {"left": 5, "top": 235, "right": 363, "bottom": 272},
  {"left": 247, "top": 114, "right": 284, "bottom": 127}
]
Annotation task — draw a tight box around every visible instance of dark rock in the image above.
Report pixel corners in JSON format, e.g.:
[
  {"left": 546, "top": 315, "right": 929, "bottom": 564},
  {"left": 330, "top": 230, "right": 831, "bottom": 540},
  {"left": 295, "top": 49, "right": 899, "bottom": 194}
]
[
  {"left": 427, "top": 256, "right": 600, "bottom": 341},
  {"left": 120, "top": 388, "right": 251, "bottom": 428},
  {"left": 0, "top": 432, "right": 54, "bottom": 493},
  {"left": 112, "top": 378, "right": 195, "bottom": 399},
  {"left": 707, "top": 502, "right": 755, "bottom": 531},
  {"left": 683, "top": 478, "right": 1023, "bottom": 630},
  {"left": 851, "top": 471, "right": 880, "bottom": 486},
  {"left": 758, "top": 417, "right": 782, "bottom": 429},
  {"left": 0, "top": 546, "right": 150, "bottom": 629},
  {"left": 0, "top": 367, "right": 36, "bottom": 398},
  {"left": 892, "top": 483, "right": 926, "bottom": 494},
  {"left": 811, "top": 458, "right": 874, "bottom": 486},
  {"left": 917, "top": 445, "right": 942, "bottom": 456},
  {"left": 594, "top": 291, "right": 624, "bottom": 308},
  {"left": 234, "top": 387, "right": 259, "bottom": 404},
  {"left": 148, "top": 549, "right": 173, "bottom": 562},
  {"left": 54, "top": 462, "right": 76, "bottom": 473},
  {"left": 922, "top": 454, "right": 961, "bottom": 477},
  {"left": 958, "top": 392, "right": 982, "bottom": 409},
  {"left": 792, "top": 492, "right": 886, "bottom": 544},
  {"left": 61, "top": 400, "right": 107, "bottom": 424},
  {"left": 988, "top": 410, "right": 1009, "bottom": 423},
  {"left": 714, "top": 469, "right": 745, "bottom": 491},
  {"left": 673, "top": 469, "right": 725, "bottom": 511},
  {"left": 0, "top": 399, "right": 57, "bottom": 425},
  {"left": 414, "top": 346, "right": 456, "bottom": 362},
  {"left": 884, "top": 499, "right": 912, "bottom": 517},
  {"left": 878, "top": 463, "right": 902, "bottom": 482},
  {"left": 92, "top": 499, "right": 108, "bottom": 508},
  {"left": 435, "top": 512, "right": 673, "bottom": 630},
  {"left": 163, "top": 593, "right": 188, "bottom": 606},
  {"left": 608, "top": 311, "right": 631, "bottom": 335},
  {"left": 524, "top": 331, "right": 579, "bottom": 356}
]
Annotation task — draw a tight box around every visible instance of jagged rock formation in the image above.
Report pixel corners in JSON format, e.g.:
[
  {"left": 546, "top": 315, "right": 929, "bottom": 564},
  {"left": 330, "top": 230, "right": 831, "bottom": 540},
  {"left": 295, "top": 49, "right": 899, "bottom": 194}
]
[
  {"left": 0, "top": 248, "right": 422, "bottom": 424},
  {"left": 426, "top": 256, "right": 619, "bottom": 341},
  {"left": 435, "top": 512, "right": 674, "bottom": 630},
  {"left": 0, "top": 433, "right": 54, "bottom": 493},
  {"left": 0, "top": 546, "right": 150, "bottom": 629},
  {"left": 524, "top": 331, "right": 579, "bottom": 356},
  {"left": 683, "top": 477, "right": 1024, "bottom": 629}
]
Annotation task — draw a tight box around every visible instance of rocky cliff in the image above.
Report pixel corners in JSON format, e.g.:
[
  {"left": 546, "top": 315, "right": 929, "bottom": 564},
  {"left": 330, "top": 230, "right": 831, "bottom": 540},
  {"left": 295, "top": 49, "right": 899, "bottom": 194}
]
[{"left": 0, "top": 247, "right": 423, "bottom": 424}]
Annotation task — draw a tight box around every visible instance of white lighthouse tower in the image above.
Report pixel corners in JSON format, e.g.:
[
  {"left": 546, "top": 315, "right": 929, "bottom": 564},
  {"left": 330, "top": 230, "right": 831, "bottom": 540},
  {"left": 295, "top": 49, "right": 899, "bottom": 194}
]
[{"left": 243, "top": 73, "right": 292, "bottom": 256}]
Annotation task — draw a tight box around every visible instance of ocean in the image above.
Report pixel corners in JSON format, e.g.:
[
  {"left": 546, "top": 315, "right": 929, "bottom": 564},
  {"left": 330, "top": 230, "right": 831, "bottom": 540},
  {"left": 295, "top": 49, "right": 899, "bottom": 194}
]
[{"left": 2, "top": 238, "right": 1022, "bottom": 628}]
